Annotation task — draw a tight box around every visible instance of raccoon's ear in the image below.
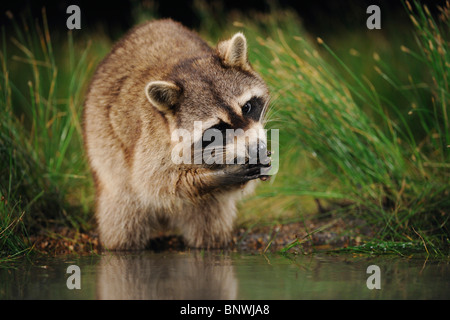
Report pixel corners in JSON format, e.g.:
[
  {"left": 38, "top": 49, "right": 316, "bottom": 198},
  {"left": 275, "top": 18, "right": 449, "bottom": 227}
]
[
  {"left": 217, "top": 32, "right": 250, "bottom": 70},
  {"left": 145, "top": 81, "right": 182, "bottom": 113}
]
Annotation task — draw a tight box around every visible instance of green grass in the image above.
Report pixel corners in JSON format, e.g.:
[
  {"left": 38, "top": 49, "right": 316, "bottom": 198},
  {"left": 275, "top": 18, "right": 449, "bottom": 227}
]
[
  {"left": 205, "top": 1, "right": 449, "bottom": 256},
  {"left": 0, "top": 9, "right": 105, "bottom": 258},
  {"left": 246, "top": 1, "right": 450, "bottom": 256},
  {"left": 0, "top": 1, "right": 449, "bottom": 259},
  {"left": 329, "top": 240, "right": 427, "bottom": 256}
]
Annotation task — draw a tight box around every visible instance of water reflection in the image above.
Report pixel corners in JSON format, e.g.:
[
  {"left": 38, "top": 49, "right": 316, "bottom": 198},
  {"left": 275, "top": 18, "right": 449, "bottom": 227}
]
[
  {"left": 97, "top": 252, "right": 237, "bottom": 300},
  {"left": 0, "top": 251, "right": 449, "bottom": 299}
]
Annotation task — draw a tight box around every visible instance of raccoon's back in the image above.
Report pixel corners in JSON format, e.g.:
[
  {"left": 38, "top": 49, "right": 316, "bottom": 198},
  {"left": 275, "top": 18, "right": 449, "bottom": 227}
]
[
  {"left": 90, "top": 19, "right": 212, "bottom": 91},
  {"left": 84, "top": 20, "right": 212, "bottom": 158},
  {"left": 84, "top": 19, "right": 211, "bottom": 181}
]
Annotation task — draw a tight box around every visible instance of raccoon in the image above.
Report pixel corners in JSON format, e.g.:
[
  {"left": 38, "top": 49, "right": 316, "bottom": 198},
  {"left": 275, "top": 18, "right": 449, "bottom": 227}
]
[{"left": 83, "top": 19, "right": 271, "bottom": 250}]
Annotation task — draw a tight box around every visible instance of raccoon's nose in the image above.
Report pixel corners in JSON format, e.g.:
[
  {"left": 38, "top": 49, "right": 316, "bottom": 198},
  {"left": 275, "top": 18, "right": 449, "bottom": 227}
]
[
  {"left": 260, "top": 140, "right": 272, "bottom": 164},
  {"left": 257, "top": 140, "right": 267, "bottom": 156},
  {"left": 250, "top": 139, "right": 270, "bottom": 164}
]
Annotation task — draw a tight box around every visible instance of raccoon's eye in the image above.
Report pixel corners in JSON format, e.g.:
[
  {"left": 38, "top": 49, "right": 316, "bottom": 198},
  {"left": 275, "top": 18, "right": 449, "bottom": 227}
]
[{"left": 242, "top": 101, "right": 252, "bottom": 114}]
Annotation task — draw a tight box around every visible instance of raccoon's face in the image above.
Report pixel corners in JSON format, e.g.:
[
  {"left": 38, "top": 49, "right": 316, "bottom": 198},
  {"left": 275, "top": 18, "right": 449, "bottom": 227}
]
[{"left": 145, "top": 32, "right": 270, "bottom": 168}]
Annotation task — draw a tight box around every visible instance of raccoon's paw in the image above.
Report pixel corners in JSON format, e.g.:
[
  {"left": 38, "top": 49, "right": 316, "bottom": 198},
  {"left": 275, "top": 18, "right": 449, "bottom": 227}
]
[
  {"left": 184, "top": 232, "right": 232, "bottom": 249},
  {"left": 219, "top": 162, "right": 272, "bottom": 185}
]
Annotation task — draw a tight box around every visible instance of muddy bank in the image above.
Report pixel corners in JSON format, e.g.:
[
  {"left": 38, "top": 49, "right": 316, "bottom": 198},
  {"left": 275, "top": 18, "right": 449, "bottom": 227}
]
[{"left": 27, "top": 216, "right": 372, "bottom": 256}]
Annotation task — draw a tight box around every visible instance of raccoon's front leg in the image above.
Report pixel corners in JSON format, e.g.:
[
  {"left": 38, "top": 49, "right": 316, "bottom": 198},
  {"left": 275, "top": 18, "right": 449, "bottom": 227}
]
[
  {"left": 211, "top": 163, "right": 272, "bottom": 187},
  {"left": 181, "top": 203, "right": 235, "bottom": 249},
  {"left": 175, "top": 164, "right": 268, "bottom": 248},
  {"left": 205, "top": 162, "right": 271, "bottom": 190},
  {"left": 176, "top": 163, "right": 269, "bottom": 199},
  {"left": 96, "top": 189, "right": 154, "bottom": 251}
]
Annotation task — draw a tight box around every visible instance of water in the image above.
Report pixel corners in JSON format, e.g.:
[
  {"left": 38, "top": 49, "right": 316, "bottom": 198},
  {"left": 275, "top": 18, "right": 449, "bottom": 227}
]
[{"left": 1, "top": 251, "right": 449, "bottom": 299}]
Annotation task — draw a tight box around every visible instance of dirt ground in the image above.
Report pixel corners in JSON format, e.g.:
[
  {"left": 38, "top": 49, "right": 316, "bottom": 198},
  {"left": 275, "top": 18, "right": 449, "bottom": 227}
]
[{"left": 28, "top": 216, "right": 372, "bottom": 255}]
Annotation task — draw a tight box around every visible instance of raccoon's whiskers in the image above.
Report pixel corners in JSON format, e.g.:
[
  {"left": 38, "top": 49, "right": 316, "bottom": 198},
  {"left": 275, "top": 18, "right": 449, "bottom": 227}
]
[
  {"left": 260, "top": 98, "right": 271, "bottom": 123},
  {"left": 203, "top": 146, "right": 229, "bottom": 164}
]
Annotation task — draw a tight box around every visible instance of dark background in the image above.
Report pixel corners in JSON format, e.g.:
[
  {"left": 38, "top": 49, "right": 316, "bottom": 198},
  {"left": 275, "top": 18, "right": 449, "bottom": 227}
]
[{"left": 0, "top": 0, "right": 442, "bottom": 38}]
